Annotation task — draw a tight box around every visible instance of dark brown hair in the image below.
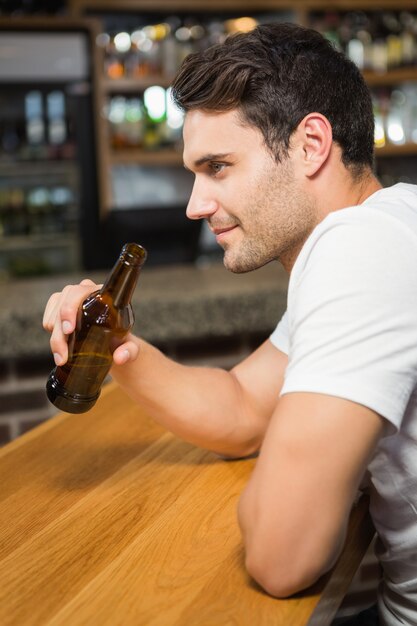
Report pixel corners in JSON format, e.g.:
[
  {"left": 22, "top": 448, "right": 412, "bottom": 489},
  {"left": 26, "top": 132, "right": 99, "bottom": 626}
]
[{"left": 171, "top": 22, "right": 374, "bottom": 173}]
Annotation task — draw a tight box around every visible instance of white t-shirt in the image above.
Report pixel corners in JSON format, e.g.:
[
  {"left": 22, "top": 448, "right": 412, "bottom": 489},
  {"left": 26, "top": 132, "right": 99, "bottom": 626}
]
[{"left": 270, "top": 183, "right": 417, "bottom": 626}]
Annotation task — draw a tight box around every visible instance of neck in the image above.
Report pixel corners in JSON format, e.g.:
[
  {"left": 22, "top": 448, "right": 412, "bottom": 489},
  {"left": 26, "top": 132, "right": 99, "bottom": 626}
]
[
  {"left": 317, "top": 167, "right": 382, "bottom": 220},
  {"left": 281, "top": 169, "right": 382, "bottom": 274},
  {"left": 343, "top": 170, "right": 382, "bottom": 208}
]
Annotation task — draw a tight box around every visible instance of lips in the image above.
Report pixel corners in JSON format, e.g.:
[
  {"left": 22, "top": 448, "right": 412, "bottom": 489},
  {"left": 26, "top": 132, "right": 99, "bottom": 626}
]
[
  {"left": 210, "top": 223, "right": 238, "bottom": 235},
  {"left": 213, "top": 226, "right": 236, "bottom": 235},
  {"left": 212, "top": 225, "right": 238, "bottom": 243}
]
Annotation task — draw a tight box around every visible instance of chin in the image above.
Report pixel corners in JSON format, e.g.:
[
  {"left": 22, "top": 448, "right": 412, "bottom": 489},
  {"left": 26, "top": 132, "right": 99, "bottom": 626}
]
[
  {"left": 224, "top": 249, "right": 276, "bottom": 274},
  {"left": 223, "top": 255, "right": 259, "bottom": 274}
]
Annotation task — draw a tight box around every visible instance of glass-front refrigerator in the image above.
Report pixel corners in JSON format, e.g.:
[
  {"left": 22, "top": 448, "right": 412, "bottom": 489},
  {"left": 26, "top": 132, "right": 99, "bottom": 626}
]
[{"left": 0, "top": 19, "right": 100, "bottom": 279}]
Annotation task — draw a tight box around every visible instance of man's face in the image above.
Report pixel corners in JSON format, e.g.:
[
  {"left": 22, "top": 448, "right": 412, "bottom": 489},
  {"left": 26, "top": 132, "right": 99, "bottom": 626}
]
[{"left": 183, "top": 109, "right": 317, "bottom": 273}]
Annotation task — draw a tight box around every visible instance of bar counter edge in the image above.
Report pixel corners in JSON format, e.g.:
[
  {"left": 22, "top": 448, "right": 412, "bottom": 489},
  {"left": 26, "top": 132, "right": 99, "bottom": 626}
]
[{"left": 0, "top": 261, "right": 289, "bottom": 359}]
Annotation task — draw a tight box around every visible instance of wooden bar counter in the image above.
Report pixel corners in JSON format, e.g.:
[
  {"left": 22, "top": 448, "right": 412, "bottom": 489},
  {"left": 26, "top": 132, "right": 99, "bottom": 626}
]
[{"left": 0, "top": 382, "right": 374, "bottom": 626}]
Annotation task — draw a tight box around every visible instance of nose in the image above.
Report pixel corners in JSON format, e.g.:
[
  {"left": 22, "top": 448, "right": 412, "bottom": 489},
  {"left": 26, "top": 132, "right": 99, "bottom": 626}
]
[{"left": 186, "top": 180, "right": 219, "bottom": 221}]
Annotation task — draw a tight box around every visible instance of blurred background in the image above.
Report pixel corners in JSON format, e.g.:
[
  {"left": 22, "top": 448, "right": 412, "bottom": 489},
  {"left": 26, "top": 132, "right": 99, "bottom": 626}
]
[
  {"left": 1, "top": 0, "right": 417, "bottom": 281},
  {"left": 2, "top": 2, "right": 413, "bottom": 618},
  {"left": 1, "top": 0, "right": 417, "bottom": 422}
]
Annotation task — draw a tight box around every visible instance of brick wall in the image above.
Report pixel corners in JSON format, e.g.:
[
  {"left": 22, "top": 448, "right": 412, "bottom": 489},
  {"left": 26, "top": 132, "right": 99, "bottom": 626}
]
[
  {"left": 0, "top": 333, "right": 263, "bottom": 445},
  {"left": 0, "top": 354, "right": 57, "bottom": 444}
]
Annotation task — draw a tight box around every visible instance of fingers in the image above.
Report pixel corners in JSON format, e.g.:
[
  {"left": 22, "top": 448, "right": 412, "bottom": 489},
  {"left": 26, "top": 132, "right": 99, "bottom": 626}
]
[
  {"left": 42, "top": 279, "right": 102, "bottom": 332},
  {"left": 50, "top": 313, "right": 68, "bottom": 365},
  {"left": 42, "top": 280, "right": 100, "bottom": 366}
]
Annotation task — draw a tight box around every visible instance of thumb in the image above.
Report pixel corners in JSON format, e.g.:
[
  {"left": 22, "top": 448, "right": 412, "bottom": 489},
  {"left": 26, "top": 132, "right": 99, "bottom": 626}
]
[{"left": 112, "top": 338, "right": 140, "bottom": 366}]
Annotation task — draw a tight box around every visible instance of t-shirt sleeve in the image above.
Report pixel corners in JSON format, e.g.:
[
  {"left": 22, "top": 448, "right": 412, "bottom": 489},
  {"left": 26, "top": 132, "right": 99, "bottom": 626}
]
[
  {"left": 281, "top": 213, "right": 417, "bottom": 433},
  {"left": 270, "top": 310, "right": 289, "bottom": 355}
]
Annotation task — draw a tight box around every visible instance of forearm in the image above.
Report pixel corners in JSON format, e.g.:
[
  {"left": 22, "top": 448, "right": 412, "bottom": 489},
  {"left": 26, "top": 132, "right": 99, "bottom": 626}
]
[{"left": 110, "top": 335, "right": 266, "bottom": 457}]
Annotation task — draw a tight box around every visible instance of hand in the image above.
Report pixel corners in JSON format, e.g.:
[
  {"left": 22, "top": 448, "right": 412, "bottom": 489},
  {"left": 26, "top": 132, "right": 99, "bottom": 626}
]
[
  {"left": 43, "top": 279, "right": 141, "bottom": 367},
  {"left": 42, "top": 279, "right": 99, "bottom": 366}
]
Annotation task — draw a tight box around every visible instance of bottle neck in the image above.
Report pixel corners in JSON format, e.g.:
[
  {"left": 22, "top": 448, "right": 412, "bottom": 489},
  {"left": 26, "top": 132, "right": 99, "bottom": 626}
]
[{"left": 100, "top": 243, "right": 147, "bottom": 308}]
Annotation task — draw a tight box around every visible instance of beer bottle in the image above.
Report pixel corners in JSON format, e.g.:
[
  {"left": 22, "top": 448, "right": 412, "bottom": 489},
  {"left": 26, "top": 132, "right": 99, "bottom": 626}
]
[{"left": 46, "top": 242, "right": 147, "bottom": 413}]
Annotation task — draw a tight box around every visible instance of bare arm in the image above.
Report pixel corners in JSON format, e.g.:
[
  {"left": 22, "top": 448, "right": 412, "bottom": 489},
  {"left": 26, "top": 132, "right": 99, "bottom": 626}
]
[
  {"left": 238, "top": 392, "right": 384, "bottom": 597},
  {"left": 43, "top": 279, "right": 287, "bottom": 457},
  {"left": 109, "top": 336, "right": 286, "bottom": 457}
]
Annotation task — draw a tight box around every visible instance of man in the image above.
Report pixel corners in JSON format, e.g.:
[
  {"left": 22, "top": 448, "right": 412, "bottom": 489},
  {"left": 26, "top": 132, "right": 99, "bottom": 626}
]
[{"left": 43, "top": 23, "right": 417, "bottom": 626}]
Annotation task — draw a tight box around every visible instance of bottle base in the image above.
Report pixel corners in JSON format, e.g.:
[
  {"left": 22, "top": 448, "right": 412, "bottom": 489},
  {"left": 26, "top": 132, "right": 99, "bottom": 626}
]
[{"left": 46, "top": 373, "right": 100, "bottom": 414}]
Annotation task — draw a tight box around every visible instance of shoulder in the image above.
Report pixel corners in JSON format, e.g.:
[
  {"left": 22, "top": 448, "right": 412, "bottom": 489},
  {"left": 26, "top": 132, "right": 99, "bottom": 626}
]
[
  {"left": 283, "top": 192, "right": 417, "bottom": 429},
  {"left": 286, "top": 188, "right": 417, "bottom": 358},
  {"left": 290, "top": 195, "right": 417, "bottom": 299}
]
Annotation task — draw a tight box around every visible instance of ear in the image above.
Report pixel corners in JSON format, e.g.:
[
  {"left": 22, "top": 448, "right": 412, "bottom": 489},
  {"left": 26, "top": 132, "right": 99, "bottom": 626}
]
[{"left": 296, "top": 113, "right": 333, "bottom": 177}]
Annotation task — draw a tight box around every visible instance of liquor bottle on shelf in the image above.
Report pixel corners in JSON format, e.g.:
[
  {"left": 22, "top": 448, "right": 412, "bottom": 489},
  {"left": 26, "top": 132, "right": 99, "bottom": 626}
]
[
  {"left": 344, "top": 11, "right": 372, "bottom": 70},
  {"left": 373, "top": 95, "right": 386, "bottom": 149},
  {"left": 104, "top": 34, "right": 125, "bottom": 79},
  {"left": 124, "top": 38, "right": 143, "bottom": 78},
  {"left": 315, "top": 9, "right": 417, "bottom": 72},
  {"left": 108, "top": 96, "right": 146, "bottom": 149},
  {"left": 128, "top": 24, "right": 171, "bottom": 78},
  {"left": 399, "top": 12, "right": 416, "bottom": 66},
  {"left": 175, "top": 22, "right": 196, "bottom": 65},
  {"left": 143, "top": 85, "right": 168, "bottom": 149},
  {"left": 99, "top": 15, "right": 262, "bottom": 84},
  {"left": 161, "top": 27, "right": 180, "bottom": 79},
  {"left": 382, "top": 13, "right": 402, "bottom": 70},
  {"left": 402, "top": 84, "right": 417, "bottom": 143},
  {"left": 108, "top": 96, "right": 126, "bottom": 149},
  {"left": 24, "top": 90, "right": 47, "bottom": 160},
  {"left": 386, "top": 89, "right": 406, "bottom": 145},
  {"left": 124, "top": 98, "right": 145, "bottom": 147},
  {"left": 321, "top": 12, "right": 342, "bottom": 50},
  {"left": 128, "top": 29, "right": 153, "bottom": 78},
  {"left": 47, "top": 90, "right": 68, "bottom": 159},
  {"left": 372, "top": 84, "right": 417, "bottom": 148},
  {"left": 165, "top": 86, "right": 184, "bottom": 146}
]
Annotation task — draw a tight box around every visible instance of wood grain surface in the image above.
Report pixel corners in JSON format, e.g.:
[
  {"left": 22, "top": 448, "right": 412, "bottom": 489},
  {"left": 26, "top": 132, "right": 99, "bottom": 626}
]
[{"left": 0, "top": 382, "right": 374, "bottom": 626}]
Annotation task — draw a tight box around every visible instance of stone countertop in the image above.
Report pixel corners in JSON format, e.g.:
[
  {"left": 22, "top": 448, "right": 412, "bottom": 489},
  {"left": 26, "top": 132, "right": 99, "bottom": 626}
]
[{"left": 0, "top": 261, "right": 288, "bottom": 360}]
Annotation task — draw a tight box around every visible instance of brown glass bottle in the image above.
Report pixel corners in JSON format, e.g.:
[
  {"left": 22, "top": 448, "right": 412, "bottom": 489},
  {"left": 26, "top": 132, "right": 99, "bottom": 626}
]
[{"left": 46, "top": 242, "right": 147, "bottom": 413}]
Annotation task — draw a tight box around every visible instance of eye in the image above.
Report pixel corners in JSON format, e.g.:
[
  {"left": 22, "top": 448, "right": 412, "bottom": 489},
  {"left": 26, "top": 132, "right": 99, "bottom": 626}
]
[{"left": 209, "top": 162, "right": 226, "bottom": 176}]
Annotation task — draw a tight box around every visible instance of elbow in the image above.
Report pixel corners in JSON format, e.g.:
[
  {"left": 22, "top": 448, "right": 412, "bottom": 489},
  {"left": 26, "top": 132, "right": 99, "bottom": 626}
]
[
  {"left": 238, "top": 485, "right": 342, "bottom": 598},
  {"left": 216, "top": 441, "right": 260, "bottom": 461},
  {"left": 212, "top": 429, "right": 261, "bottom": 459},
  {"left": 244, "top": 549, "right": 325, "bottom": 598},
  {"left": 238, "top": 500, "right": 332, "bottom": 598}
]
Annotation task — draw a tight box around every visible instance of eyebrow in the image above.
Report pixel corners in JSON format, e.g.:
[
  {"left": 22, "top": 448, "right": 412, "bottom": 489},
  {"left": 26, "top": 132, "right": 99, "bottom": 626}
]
[{"left": 183, "top": 153, "right": 233, "bottom": 170}]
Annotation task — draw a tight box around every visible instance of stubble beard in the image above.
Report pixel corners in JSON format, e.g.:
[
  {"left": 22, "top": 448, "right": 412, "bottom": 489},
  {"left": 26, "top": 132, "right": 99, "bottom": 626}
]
[
  {"left": 221, "top": 166, "right": 317, "bottom": 274},
  {"left": 222, "top": 236, "right": 277, "bottom": 273}
]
